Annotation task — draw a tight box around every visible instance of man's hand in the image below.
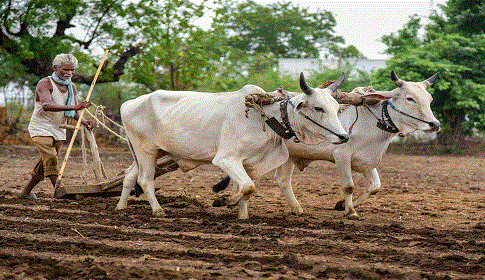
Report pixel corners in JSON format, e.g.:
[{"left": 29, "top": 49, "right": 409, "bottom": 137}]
[
  {"left": 82, "top": 119, "right": 96, "bottom": 130},
  {"left": 75, "top": 101, "right": 93, "bottom": 110}
]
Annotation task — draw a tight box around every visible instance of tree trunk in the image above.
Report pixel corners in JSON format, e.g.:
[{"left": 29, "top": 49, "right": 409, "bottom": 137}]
[{"left": 437, "top": 110, "right": 466, "bottom": 146}]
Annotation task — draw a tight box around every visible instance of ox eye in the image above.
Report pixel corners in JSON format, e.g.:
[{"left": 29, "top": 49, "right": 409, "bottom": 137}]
[
  {"left": 406, "top": 97, "right": 416, "bottom": 103},
  {"left": 315, "top": 107, "right": 325, "bottom": 112}
]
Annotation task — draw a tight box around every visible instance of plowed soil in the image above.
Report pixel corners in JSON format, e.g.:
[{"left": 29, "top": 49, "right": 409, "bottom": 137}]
[{"left": 0, "top": 145, "right": 484, "bottom": 280}]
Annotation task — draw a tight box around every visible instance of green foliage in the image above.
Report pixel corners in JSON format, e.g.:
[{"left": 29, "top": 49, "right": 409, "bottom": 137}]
[
  {"left": 381, "top": 16, "right": 423, "bottom": 56},
  {"left": 199, "top": 67, "right": 300, "bottom": 93},
  {"left": 216, "top": 0, "right": 343, "bottom": 58},
  {"left": 124, "top": 0, "right": 226, "bottom": 91},
  {"left": 432, "top": 0, "right": 485, "bottom": 35}
]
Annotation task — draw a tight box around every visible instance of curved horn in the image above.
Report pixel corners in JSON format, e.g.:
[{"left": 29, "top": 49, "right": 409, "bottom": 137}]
[
  {"left": 423, "top": 72, "right": 440, "bottom": 88},
  {"left": 390, "top": 70, "right": 404, "bottom": 87},
  {"left": 299, "top": 72, "right": 314, "bottom": 95},
  {"left": 327, "top": 72, "right": 346, "bottom": 92}
]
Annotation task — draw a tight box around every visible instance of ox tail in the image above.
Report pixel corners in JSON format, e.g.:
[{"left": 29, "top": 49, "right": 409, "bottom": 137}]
[
  {"left": 212, "top": 175, "right": 231, "bottom": 193},
  {"left": 126, "top": 138, "right": 144, "bottom": 197}
]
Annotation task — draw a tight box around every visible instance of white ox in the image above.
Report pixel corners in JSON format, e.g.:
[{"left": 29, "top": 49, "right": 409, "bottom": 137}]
[
  {"left": 213, "top": 70, "right": 441, "bottom": 219},
  {"left": 115, "top": 73, "right": 349, "bottom": 219}
]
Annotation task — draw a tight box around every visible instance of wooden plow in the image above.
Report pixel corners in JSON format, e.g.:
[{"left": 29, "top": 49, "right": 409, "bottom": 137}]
[{"left": 54, "top": 146, "right": 179, "bottom": 199}]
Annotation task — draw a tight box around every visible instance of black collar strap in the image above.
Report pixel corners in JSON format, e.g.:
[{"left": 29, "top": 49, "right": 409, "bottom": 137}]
[
  {"left": 281, "top": 99, "right": 298, "bottom": 139},
  {"left": 263, "top": 99, "right": 299, "bottom": 141},
  {"left": 376, "top": 100, "right": 400, "bottom": 133}
]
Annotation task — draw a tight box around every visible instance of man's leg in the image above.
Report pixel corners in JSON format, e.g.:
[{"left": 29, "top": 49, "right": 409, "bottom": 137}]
[
  {"left": 18, "top": 177, "right": 41, "bottom": 199},
  {"left": 18, "top": 158, "right": 44, "bottom": 199},
  {"left": 48, "top": 175, "right": 58, "bottom": 188},
  {"left": 49, "top": 140, "right": 63, "bottom": 190}
]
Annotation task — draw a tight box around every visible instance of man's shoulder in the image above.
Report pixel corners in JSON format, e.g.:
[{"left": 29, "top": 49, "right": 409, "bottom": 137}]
[
  {"left": 37, "top": 76, "right": 52, "bottom": 85},
  {"left": 36, "top": 77, "right": 53, "bottom": 91}
]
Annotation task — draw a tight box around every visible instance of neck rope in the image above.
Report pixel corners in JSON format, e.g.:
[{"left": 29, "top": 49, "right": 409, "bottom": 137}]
[{"left": 51, "top": 72, "right": 75, "bottom": 118}]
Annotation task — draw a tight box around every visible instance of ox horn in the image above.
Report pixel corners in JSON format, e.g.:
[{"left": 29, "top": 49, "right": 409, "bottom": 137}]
[
  {"left": 423, "top": 72, "right": 440, "bottom": 88},
  {"left": 300, "top": 72, "right": 314, "bottom": 95},
  {"left": 390, "top": 70, "right": 404, "bottom": 87},
  {"left": 327, "top": 72, "right": 346, "bottom": 92}
]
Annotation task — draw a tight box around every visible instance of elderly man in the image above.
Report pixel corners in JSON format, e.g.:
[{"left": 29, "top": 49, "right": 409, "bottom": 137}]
[{"left": 19, "top": 53, "right": 95, "bottom": 199}]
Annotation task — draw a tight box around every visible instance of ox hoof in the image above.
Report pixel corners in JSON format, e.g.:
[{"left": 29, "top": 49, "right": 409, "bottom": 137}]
[
  {"left": 237, "top": 213, "right": 249, "bottom": 220},
  {"left": 334, "top": 200, "right": 345, "bottom": 211},
  {"left": 347, "top": 213, "right": 361, "bottom": 220},
  {"left": 115, "top": 205, "right": 127, "bottom": 211},
  {"left": 212, "top": 194, "right": 230, "bottom": 207},
  {"left": 291, "top": 206, "right": 304, "bottom": 216},
  {"left": 153, "top": 208, "right": 166, "bottom": 217}
]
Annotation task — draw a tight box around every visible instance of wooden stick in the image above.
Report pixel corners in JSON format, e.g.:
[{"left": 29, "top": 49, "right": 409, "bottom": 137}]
[{"left": 57, "top": 50, "right": 109, "bottom": 185}]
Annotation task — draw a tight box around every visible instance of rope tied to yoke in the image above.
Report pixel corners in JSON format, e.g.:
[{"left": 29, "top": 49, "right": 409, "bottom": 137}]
[{"left": 244, "top": 93, "right": 287, "bottom": 118}]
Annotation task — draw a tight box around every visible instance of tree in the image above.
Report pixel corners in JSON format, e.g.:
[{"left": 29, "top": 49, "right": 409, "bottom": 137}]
[
  {"left": 381, "top": 16, "right": 423, "bottom": 56},
  {"left": 125, "top": 0, "right": 227, "bottom": 91},
  {"left": 328, "top": 45, "right": 365, "bottom": 69},
  {"left": 217, "top": 0, "right": 344, "bottom": 59},
  {"left": 0, "top": 0, "right": 141, "bottom": 88},
  {"left": 430, "top": 0, "right": 485, "bottom": 35}
]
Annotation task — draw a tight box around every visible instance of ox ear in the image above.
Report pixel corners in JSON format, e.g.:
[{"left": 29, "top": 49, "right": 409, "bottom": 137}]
[
  {"left": 422, "top": 72, "right": 440, "bottom": 88},
  {"left": 300, "top": 72, "right": 314, "bottom": 95},
  {"left": 327, "top": 72, "right": 346, "bottom": 92},
  {"left": 294, "top": 100, "right": 307, "bottom": 112},
  {"left": 362, "top": 91, "right": 396, "bottom": 101},
  {"left": 390, "top": 70, "right": 404, "bottom": 87}
]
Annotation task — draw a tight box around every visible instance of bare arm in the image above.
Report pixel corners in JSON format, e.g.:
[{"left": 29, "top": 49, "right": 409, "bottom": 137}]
[
  {"left": 36, "top": 78, "right": 91, "bottom": 112},
  {"left": 36, "top": 78, "right": 95, "bottom": 130}
]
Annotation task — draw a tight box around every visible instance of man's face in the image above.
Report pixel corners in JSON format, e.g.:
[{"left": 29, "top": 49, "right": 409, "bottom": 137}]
[{"left": 54, "top": 62, "right": 76, "bottom": 80}]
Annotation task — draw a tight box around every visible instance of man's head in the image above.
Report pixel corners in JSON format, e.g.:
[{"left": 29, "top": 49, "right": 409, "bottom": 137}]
[{"left": 52, "top": 54, "right": 78, "bottom": 80}]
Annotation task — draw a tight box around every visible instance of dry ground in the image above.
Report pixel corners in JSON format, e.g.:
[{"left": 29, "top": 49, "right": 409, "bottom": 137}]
[{"left": 0, "top": 144, "right": 484, "bottom": 279}]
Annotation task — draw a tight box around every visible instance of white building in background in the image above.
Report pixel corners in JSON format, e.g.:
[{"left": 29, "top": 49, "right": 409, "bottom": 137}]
[{"left": 278, "top": 58, "right": 388, "bottom": 79}]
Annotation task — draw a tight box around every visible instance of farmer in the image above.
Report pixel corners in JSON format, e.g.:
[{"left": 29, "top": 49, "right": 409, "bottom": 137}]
[{"left": 18, "top": 53, "right": 95, "bottom": 199}]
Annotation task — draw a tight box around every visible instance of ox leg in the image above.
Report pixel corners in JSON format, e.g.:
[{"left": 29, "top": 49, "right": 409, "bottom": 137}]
[
  {"left": 335, "top": 158, "right": 359, "bottom": 219},
  {"left": 138, "top": 152, "right": 165, "bottom": 216},
  {"left": 233, "top": 182, "right": 250, "bottom": 219},
  {"left": 274, "top": 161, "right": 303, "bottom": 215},
  {"left": 212, "top": 157, "right": 255, "bottom": 212},
  {"left": 116, "top": 162, "right": 137, "bottom": 210},
  {"left": 353, "top": 168, "right": 381, "bottom": 208}
]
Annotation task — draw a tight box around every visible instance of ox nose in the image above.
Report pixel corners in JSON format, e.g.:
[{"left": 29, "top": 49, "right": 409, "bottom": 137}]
[
  {"left": 429, "top": 121, "right": 441, "bottom": 131},
  {"left": 338, "top": 134, "right": 350, "bottom": 143}
]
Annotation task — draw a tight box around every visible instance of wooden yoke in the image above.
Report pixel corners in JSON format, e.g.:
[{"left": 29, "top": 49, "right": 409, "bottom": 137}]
[{"left": 318, "top": 80, "right": 379, "bottom": 106}]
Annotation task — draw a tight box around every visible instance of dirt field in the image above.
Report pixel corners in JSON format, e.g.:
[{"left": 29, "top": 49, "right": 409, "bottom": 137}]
[{"left": 0, "top": 144, "right": 484, "bottom": 279}]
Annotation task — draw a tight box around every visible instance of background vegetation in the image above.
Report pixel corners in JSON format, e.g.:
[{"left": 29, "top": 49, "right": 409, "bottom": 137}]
[{"left": 1, "top": 0, "right": 484, "bottom": 148}]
